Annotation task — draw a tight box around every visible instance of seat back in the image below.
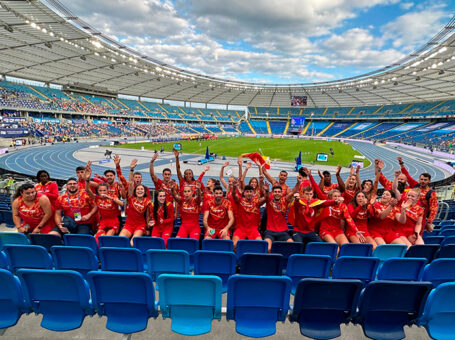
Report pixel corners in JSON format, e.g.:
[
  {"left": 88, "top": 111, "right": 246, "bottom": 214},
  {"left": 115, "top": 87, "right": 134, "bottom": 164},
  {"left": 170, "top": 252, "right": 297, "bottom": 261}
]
[
  {"left": 286, "top": 254, "right": 331, "bottom": 294},
  {"left": 372, "top": 244, "right": 407, "bottom": 264},
  {"left": 99, "top": 247, "right": 143, "bottom": 272},
  {"left": 305, "top": 242, "right": 338, "bottom": 262},
  {"left": 440, "top": 229, "right": 455, "bottom": 237},
  {"left": 236, "top": 240, "right": 268, "bottom": 259},
  {"left": 422, "top": 259, "right": 455, "bottom": 287},
  {"left": 436, "top": 244, "right": 455, "bottom": 259},
  {"left": 377, "top": 258, "right": 427, "bottom": 281},
  {"left": 423, "top": 236, "right": 445, "bottom": 245},
  {"left": 0, "top": 252, "right": 7, "bottom": 269},
  {"left": 17, "top": 269, "right": 92, "bottom": 331},
  {"left": 405, "top": 245, "right": 440, "bottom": 262},
  {"left": 87, "top": 271, "right": 157, "bottom": 334},
  {"left": 167, "top": 238, "right": 199, "bottom": 267},
  {"left": 357, "top": 281, "right": 432, "bottom": 340},
  {"left": 226, "top": 275, "right": 291, "bottom": 338},
  {"left": 133, "top": 237, "right": 165, "bottom": 252},
  {"left": 290, "top": 278, "right": 363, "bottom": 339},
  {"left": 4, "top": 245, "right": 53, "bottom": 273},
  {"left": 0, "top": 268, "right": 27, "bottom": 329},
  {"left": 441, "top": 236, "right": 455, "bottom": 247},
  {"left": 420, "top": 282, "right": 455, "bottom": 339},
  {"left": 29, "top": 234, "right": 63, "bottom": 251},
  {"left": 145, "top": 249, "right": 189, "bottom": 281},
  {"left": 202, "top": 239, "right": 234, "bottom": 252},
  {"left": 239, "top": 253, "right": 284, "bottom": 276},
  {"left": 332, "top": 256, "right": 379, "bottom": 283},
  {"left": 157, "top": 274, "right": 222, "bottom": 335},
  {"left": 338, "top": 243, "right": 372, "bottom": 257},
  {"left": 194, "top": 251, "right": 236, "bottom": 292},
  {"left": 98, "top": 235, "right": 130, "bottom": 248},
  {"left": 63, "top": 234, "right": 98, "bottom": 255},
  {"left": 51, "top": 246, "right": 99, "bottom": 279},
  {"left": 270, "top": 241, "right": 304, "bottom": 261},
  {"left": 0, "top": 232, "right": 29, "bottom": 250}
]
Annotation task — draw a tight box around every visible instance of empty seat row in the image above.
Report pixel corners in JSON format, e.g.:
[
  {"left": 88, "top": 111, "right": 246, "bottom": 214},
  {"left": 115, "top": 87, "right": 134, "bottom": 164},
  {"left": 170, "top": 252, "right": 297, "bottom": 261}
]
[{"left": 1, "top": 269, "right": 453, "bottom": 339}]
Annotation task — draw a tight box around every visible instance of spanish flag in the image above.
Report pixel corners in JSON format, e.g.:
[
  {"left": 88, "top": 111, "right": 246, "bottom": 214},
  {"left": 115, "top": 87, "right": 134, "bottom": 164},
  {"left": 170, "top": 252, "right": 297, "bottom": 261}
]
[{"left": 241, "top": 152, "right": 271, "bottom": 169}]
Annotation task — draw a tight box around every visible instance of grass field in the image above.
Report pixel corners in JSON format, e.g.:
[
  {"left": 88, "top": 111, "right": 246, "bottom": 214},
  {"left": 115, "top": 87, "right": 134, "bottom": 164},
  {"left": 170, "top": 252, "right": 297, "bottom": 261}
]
[{"left": 113, "top": 137, "right": 370, "bottom": 167}]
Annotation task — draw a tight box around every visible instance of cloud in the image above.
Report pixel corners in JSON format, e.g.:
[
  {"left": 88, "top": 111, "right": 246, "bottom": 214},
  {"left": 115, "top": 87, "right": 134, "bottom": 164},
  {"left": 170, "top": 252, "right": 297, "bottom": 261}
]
[{"left": 400, "top": 2, "right": 414, "bottom": 10}]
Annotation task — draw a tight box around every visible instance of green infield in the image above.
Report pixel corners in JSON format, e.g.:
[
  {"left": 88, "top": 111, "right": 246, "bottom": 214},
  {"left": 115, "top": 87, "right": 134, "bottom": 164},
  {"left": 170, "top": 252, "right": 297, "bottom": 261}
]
[{"left": 113, "top": 137, "right": 370, "bottom": 167}]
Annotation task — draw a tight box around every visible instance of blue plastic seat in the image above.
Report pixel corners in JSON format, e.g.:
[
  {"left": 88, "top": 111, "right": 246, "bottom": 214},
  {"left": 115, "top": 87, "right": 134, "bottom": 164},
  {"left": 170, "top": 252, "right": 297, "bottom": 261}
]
[
  {"left": 286, "top": 254, "right": 332, "bottom": 294},
  {"left": 405, "top": 244, "right": 440, "bottom": 262},
  {"left": 377, "top": 258, "right": 427, "bottom": 281},
  {"left": 372, "top": 244, "right": 407, "bottom": 271},
  {"left": 332, "top": 256, "right": 379, "bottom": 284},
  {"left": 99, "top": 247, "right": 143, "bottom": 272},
  {"left": 239, "top": 253, "right": 284, "bottom": 276},
  {"left": 17, "top": 269, "right": 93, "bottom": 331},
  {"left": 226, "top": 275, "right": 291, "bottom": 337},
  {"left": 423, "top": 259, "right": 455, "bottom": 287},
  {"left": 440, "top": 229, "right": 455, "bottom": 237},
  {"left": 422, "top": 236, "right": 445, "bottom": 245},
  {"left": 423, "top": 230, "right": 440, "bottom": 237},
  {"left": 3, "top": 245, "right": 53, "bottom": 273},
  {"left": 98, "top": 235, "right": 130, "bottom": 248},
  {"left": 64, "top": 234, "right": 98, "bottom": 255},
  {"left": 439, "top": 220, "right": 455, "bottom": 227},
  {"left": 202, "top": 239, "right": 234, "bottom": 252},
  {"left": 133, "top": 237, "right": 165, "bottom": 252},
  {"left": 0, "top": 232, "right": 29, "bottom": 250},
  {"left": 441, "top": 236, "right": 455, "bottom": 246},
  {"left": 356, "top": 280, "right": 432, "bottom": 340},
  {"left": 305, "top": 242, "right": 338, "bottom": 263},
  {"left": 194, "top": 251, "right": 236, "bottom": 293},
  {"left": 419, "top": 282, "right": 455, "bottom": 340},
  {"left": 51, "top": 246, "right": 98, "bottom": 279},
  {"left": 88, "top": 271, "right": 157, "bottom": 334},
  {"left": 235, "top": 240, "right": 268, "bottom": 260},
  {"left": 145, "top": 249, "right": 189, "bottom": 281},
  {"left": 29, "top": 233, "right": 63, "bottom": 251},
  {"left": 0, "top": 252, "right": 7, "bottom": 269},
  {"left": 290, "top": 278, "right": 363, "bottom": 339},
  {"left": 157, "top": 274, "right": 222, "bottom": 335},
  {"left": 270, "top": 241, "right": 304, "bottom": 264},
  {"left": 167, "top": 238, "right": 199, "bottom": 268},
  {"left": 436, "top": 244, "right": 455, "bottom": 259},
  {"left": 0, "top": 269, "right": 28, "bottom": 329},
  {"left": 338, "top": 243, "right": 372, "bottom": 257}
]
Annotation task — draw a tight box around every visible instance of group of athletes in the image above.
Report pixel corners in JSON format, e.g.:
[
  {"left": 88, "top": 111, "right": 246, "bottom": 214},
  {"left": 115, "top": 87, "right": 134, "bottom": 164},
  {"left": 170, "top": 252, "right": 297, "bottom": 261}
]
[{"left": 11, "top": 148, "right": 438, "bottom": 250}]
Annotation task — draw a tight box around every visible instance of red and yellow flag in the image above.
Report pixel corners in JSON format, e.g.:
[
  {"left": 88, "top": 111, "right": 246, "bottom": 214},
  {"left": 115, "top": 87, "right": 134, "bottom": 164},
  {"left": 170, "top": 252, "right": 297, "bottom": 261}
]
[{"left": 241, "top": 152, "right": 271, "bottom": 169}]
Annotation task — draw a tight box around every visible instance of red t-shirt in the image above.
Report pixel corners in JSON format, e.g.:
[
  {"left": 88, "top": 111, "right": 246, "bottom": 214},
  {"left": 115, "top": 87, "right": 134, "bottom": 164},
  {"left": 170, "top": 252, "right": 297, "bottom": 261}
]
[
  {"left": 370, "top": 201, "right": 400, "bottom": 232},
  {"left": 203, "top": 198, "right": 232, "bottom": 230},
  {"left": 34, "top": 181, "right": 59, "bottom": 207},
  {"left": 290, "top": 198, "right": 333, "bottom": 233},
  {"left": 17, "top": 194, "right": 54, "bottom": 233},
  {"left": 236, "top": 196, "right": 261, "bottom": 230},
  {"left": 266, "top": 196, "right": 289, "bottom": 232},
  {"left": 55, "top": 190, "right": 95, "bottom": 224},
  {"left": 179, "top": 197, "right": 201, "bottom": 227},
  {"left": 322, "top": 183, "right": 339, "bottom": 195},
  {"left": 400, "top": 204, "right": 424, "bottom": 235},
  {"left": 150, "top": 202, "right": 175, "bottom": 228},
  {"left": 320, "top": 202, "right": 356, "bottom": 231},
  {"left": 153, "top": 178, "right": 174, "bottom": 203},
  {"left": 95, "top": 196, "right": 120, "bottom": 221},
  {"left": 125, "top": 197, "right": 151, "bottom": 228}
]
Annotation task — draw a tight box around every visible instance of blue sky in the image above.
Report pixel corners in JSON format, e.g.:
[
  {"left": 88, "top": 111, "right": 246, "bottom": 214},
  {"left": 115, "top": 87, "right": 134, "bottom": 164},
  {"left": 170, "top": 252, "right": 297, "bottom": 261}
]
[{"left": 59, "top": 0, "right": 454, "bottom": 84}]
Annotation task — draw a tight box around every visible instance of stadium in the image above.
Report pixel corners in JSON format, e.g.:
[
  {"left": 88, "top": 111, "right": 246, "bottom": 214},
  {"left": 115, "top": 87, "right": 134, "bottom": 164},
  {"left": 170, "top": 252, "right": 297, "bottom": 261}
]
[{"left": 0, "top": 0, "right": 455, "bottom": 339}]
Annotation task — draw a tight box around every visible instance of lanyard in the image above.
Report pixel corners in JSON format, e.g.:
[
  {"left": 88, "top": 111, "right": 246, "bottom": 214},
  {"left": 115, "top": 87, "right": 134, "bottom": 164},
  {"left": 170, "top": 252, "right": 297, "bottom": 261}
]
[{"left": 66, "top": 191, "right": 82, "bottom": 211}]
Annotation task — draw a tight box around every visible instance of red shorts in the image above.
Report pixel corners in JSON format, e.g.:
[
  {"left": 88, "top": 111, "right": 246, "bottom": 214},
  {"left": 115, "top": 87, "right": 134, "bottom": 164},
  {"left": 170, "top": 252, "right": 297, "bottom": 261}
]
[
  {"left": 345, "top": 226, "right": 371, "bottom": 239},
  {"left": 370, "top": 229, "right": 401, "bottom": 244},
  {"left": 233, "top": 228, "right": 261, "bottom": 240},
  {"left": 123, "top": 222, "right": 146, "bottom": 234},
  {"left": 98, "top": 217, "right": 120, "bottom": 232},
  {"left": 152, "top": 225, "right": 173, "bottom": 243},
  {"left": 205, "top": 228, "right": 230, "bottom": 239},
  {"left": 319, "top": 225, "right": 344, "bottom": 239},
  {"left": 177, "top": 223, "right": 201, "bottom": 240}
]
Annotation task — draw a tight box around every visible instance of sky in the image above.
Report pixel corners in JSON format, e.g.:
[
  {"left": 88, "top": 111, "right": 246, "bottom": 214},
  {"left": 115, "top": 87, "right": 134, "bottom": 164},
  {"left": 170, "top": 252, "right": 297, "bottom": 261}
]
[{"left": 57, "top": 0, "right": 454, "bottom": 84}]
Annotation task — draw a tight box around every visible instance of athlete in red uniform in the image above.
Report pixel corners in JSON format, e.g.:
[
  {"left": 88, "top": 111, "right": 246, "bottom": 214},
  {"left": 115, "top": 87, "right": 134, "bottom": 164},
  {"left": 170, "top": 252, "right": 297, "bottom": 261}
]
[
  {"left": 203, "top": 186, "right": 234, "bottom": 239},
  {"left": 369, "top": 190, "right": 407, "bottom": 245},
  {"left": 12, "top": 183, "right": 55, "bottom": 235},
  {"left": 394, "top": 188, "right": 425, "bottom": 245},
  {"left": 262, "top": 166, "right": 291, "bottom": 196},
  {"left": 149, "top": 152, "right": 175, "bottom": 203},
  {"left": 35, "top": 170, "right": 59, "bottom": 208},
  {"left": 55, "top": 178, "right": 97, "bottom": 235},
  {"left": 318, "top": 166, "right": 343, "bottom": 195},
  {"left": 172, "top": 182, "right": 202, "bottom": 240},
  {"left": 115, "top": 156, "right": 151, "bottom": 198},
  {"left": 203, "top": 178, "right": 219, "bottom": 203},
  {"left": 119, "top": 179, "right": 153, "bottom": 246},
  {"left": 174, "top": 148, "right": 206, "bottom": 196},
  {"left": 376, "top": 158, "right": 408, "bottom": 193},
  {"left": 239, "top": 157, "right": 262, "bottom": 198},
  {"left": 319, "top": 189, "right": 357, "bottom": 247},
  {"left": 347, "top": 191, "right": 377, "bottom": 249},
  {"left": 151, "top": 190, "right": 175, "bottom": 246},
  {"left": 342, "top": 166, "right": 361, "bottom": 203}
]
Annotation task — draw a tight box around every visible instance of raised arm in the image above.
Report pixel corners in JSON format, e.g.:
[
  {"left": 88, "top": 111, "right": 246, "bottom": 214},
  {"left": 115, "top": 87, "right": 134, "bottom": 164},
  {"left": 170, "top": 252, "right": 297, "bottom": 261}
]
[
  {"left": 398, "top": 157, "right": 418, "bottom": 187},
  {"left": 237, "top": 156, "right": 243, "bottom": 180},
  {"left": 84, "top": 162, "right": 96, "bottom": 200},
  {"left": 303, "top": 167, "right": 327, "bottom": 200},
  {"left": 149, "top": 152, "right": 159, "bottom": 183},
  {"left": 262, "top": 165, "right": 277, "bottom": 186},
  {"left": 170, "top": 182, "right": 182, "bottom": 204},
  {"left": 114, "top": 154, "right": 128, "bottom": 189},
  {"left": 355, "top": 165, "right": 362, "bottom": 188},
  {"left": 128, "top": 159, "right": 138, "bottom": 183},
  {"left": 392, "top": 170, "right": 402, "bottom": 202},
  {"left": 219, "top": 162, "right": 229, "bottom": 189},
  {"left": 240, "top": 162, "right": 252, "bottom": 190},
  {"left": 173, "top": 149, "right": 183, "bottom": 182},
  {"left": 336, "top": 166, "right": 346, "bottom": 192},
  {"left": 258, "top": 175, "right": 267, "bottom": 205},
  {"left": 396, "top": 199, "right": 411, "bottom": 224}
]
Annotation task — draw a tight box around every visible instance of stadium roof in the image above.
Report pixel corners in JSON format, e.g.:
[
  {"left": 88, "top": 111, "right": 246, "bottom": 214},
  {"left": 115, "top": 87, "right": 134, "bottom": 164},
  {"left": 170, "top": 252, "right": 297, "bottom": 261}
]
[{"left": 1, "top": 0, "right": 455, "bottom": 107}]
